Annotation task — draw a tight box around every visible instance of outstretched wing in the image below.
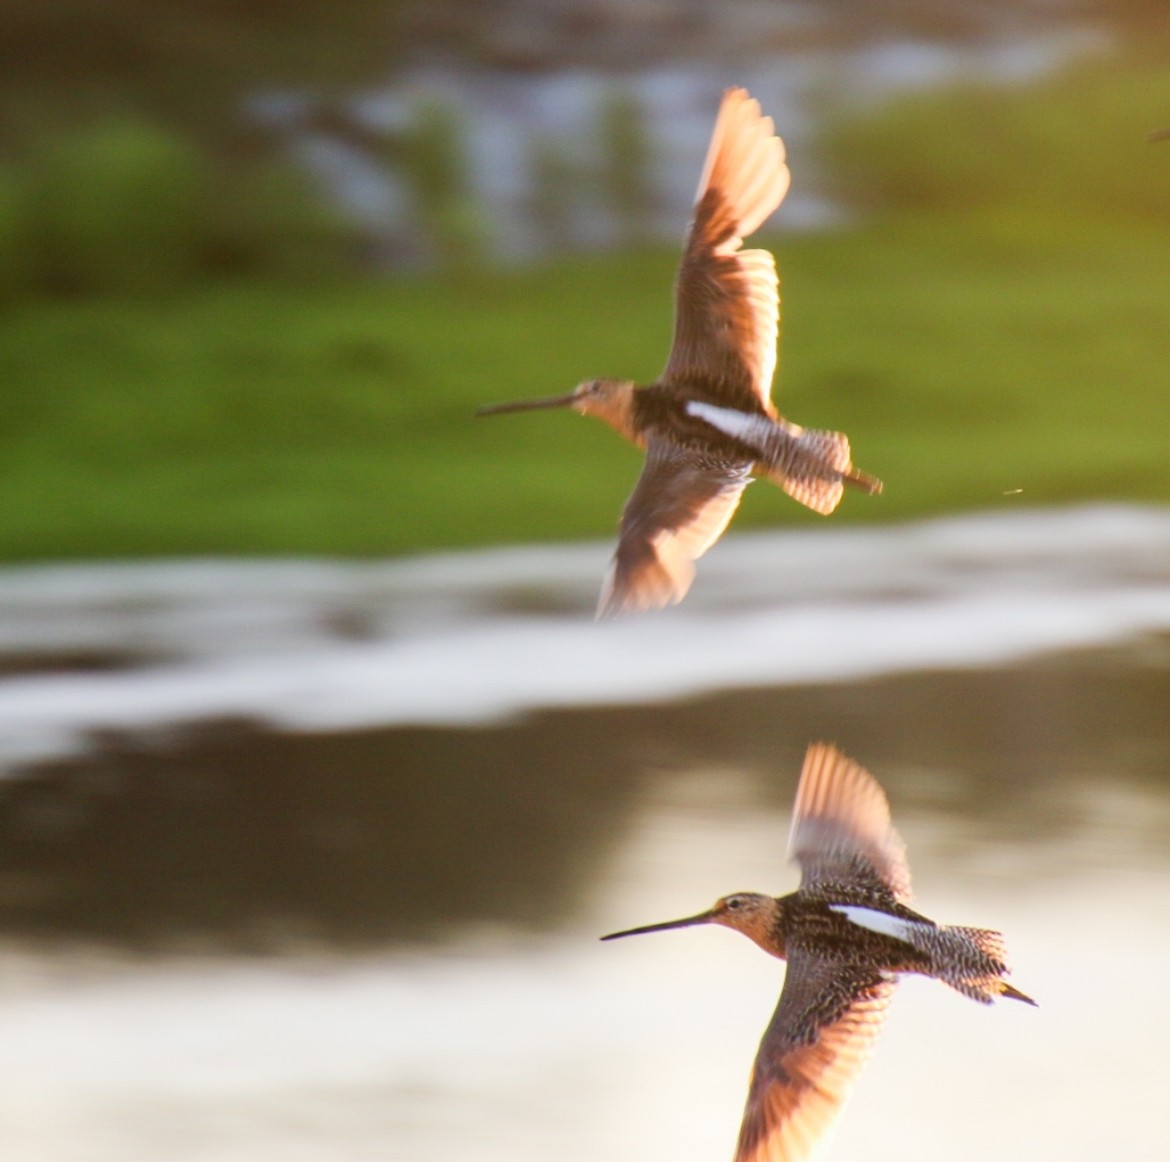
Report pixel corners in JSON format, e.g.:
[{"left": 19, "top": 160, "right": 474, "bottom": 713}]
[
  {"left": 788, "top": 743, "right": 913, "bottom": 903},
  {"left": 662, "top": 87, "right": 790, "bottom": 413},
  {"left": 735, "top": 955, "right": 895, "bottom": 1162},
  {"left": 598, "top": 438, "right": 750, "bottom": 617}
]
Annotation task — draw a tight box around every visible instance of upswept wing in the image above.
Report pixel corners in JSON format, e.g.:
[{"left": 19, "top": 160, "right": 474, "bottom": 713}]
[
  {"left": 598, "top": 438, "right": 750, "bottom": 617},
  {"left": 662, "top": 87, "right": 790, "bottom": 414},
  {"left": 735, "top": 955, "right": 895, "bottom": 1162},
  {"left": 788, "top": 743, "right": 913, "bottom": 903}
]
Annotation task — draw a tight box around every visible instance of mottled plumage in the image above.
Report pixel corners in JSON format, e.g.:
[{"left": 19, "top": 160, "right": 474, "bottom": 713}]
[
  {"left": 478, "top": 89, "right": 881, "bottom": 617},
  {"left": 602, "top": 743, "right": 1035, "bottom": 1162}
]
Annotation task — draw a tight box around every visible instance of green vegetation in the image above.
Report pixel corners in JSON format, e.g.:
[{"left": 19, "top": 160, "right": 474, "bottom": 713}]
[
  {"left": 401, "top": 101, "right": 490, "bottom": 271},
  {"left": 823, "top": 52, "right": 1170, "bottom": 222},
  {"left": 598, "top": 88, "right": 656, "bottom": 245},
  {"left": 0, "top": 2, "right": 406, "bottom": 296},
  {"left": 1, "top": 213, "right": 1168, "bottom": 562},
  {"left": 22, "top": 119, "right": 211, "bottom": 297},
  {"left": 0, "top": 115, "right": 359, "bottom": 300},
  {"left": 2, "top": 47, "right": 1169, "bottom": 562}
]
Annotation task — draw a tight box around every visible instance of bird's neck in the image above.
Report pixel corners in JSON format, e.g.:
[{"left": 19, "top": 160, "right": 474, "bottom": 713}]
[{"left": 740, "top": 898, "right": 789, "bottom": 960}]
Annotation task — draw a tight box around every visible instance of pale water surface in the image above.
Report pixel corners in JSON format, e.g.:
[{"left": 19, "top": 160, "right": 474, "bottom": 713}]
[
  {"left": 1, "top": 507, "right": 1168, "bottom": 1160},
  {"left": 2, "top": 774, "right": 1167, "bottom": 1161}
]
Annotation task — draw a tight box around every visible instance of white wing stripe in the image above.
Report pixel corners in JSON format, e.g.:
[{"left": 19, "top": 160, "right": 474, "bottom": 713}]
[
  {"left": 685, "top": 401, "right": 773, "bottom": 450},
  {"left": 829, "top": 905, "right": 922, "bottom": 944}
]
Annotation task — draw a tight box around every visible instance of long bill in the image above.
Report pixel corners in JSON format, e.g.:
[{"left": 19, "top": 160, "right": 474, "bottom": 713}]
[
  {"left": 475, "top": 392, "right": 578, "bottom": 417},
  {"left": 600, "top": 910, "right": 714, "bottom": 941}
]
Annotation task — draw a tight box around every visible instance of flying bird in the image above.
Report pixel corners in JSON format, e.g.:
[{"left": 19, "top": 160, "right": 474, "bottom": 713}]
[
  {"left": 478, "top": 88, "right": 881, "bottom": 617},
  {"left": 602, "top": 743, "right": 1034, "bottom": 1162}
]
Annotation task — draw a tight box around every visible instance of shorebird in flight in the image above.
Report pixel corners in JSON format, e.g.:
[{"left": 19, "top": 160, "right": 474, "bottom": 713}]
[
  {"left": 602, "top": 743, "right": 1034, "bottom": 1162},
  {"left": 478, "top": 88, "right": 881, "bottom": 616}
]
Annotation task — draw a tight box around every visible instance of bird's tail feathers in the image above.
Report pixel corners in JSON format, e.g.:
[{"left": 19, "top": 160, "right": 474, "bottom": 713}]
[
  {"left": 997, "top": 980, "right": 1039, "bottom": 1006},
  {"left": 763, "top": 426, "right": 857, "bottom": 515},
  {"left": 953, "top": 924, "right": 1009, "bottom": 963},
  {"left": 946, "top": 973, "right": 1037, "bottom": 1007},
  {"left": 682, "top": 403, "right": 883, "bottom": 515},
  {"left": 843, "top": 465, "right": 883, "bottom": 496},
  {"left": 937, "top": 925, "right": 1037, "bottom": 1007}
]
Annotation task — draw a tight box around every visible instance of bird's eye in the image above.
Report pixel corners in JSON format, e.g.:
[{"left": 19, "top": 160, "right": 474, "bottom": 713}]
[{"left": 725, "top": 896, "right": 744, "bottom": 910}]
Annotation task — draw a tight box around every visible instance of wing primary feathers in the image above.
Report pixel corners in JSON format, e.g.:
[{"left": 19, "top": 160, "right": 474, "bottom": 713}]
[{"left": 789, "top": 743, "right": 913, "bottom": 903}]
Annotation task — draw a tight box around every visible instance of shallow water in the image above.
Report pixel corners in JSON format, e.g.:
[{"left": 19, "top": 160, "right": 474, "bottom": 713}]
[
  {"left": 2, "top": 748, "right": 1168, "bottom": 1162},
  {"left": 269, "top": 26, "right": 1105, "bottom": 260},
  {"left": 4, "top": 504, "right": 1170, "bottom": 767},
  {"left": 2, "top": 508, "right": 1169, "bottom": 1159}
]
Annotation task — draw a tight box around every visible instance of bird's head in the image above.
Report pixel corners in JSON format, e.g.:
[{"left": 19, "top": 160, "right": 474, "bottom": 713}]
[
  {"left": 601, "top": 892, "right": 784, "bottom": 958},
  {"left": 475, "top": 378, "right": 636, "bottom": 438}
]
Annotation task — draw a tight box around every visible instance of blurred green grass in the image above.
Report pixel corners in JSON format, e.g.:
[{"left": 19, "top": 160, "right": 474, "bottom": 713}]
[
  {"left": 3, "top": 48, "right": 1170, "bottom": 562},
  {"left": 2, "top": 214, "right": 1168, "bottom": 561},
  {"left": 824, "top": 52, "right": 1170, "bottom": 223}
]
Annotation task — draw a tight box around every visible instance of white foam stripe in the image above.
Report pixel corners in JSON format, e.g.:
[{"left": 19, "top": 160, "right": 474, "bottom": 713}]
[
  {"left": 5, "top": 581, "right": 1170, "bottom": 773},
  {"left": 4, "top": 507, "right": 1170, "bottom": 771},
  {"left": 829, "top": 905, "right": 919, "bottom": 942}
]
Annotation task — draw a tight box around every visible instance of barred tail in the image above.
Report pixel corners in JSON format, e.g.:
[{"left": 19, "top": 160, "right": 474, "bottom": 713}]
[
  {"left": 762, "top": 424, "right": 882, "bottom": 515},
  {"left": 682, "top": 403, "right": 883, "bottom": 514},
  {"left": 954, "top": 924, "right": 1009, "bottom": 963},
  {"left": 943, "top": 926, "right": 1037, "bottom": 1007}
]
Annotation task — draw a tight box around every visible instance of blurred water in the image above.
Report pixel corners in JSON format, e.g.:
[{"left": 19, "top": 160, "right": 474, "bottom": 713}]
[
  {"left": 2, "top": 762, "right": 1167, "bottom": 1161},
  {"left": 3, "top": 505, "right": 1170, "bottom": 769},
  {"left": 2, "top": 506, "right": 1170, "bottom": 1159},
  {"left": 256, "top": 26, "right": 1105, "bottom": 260}
]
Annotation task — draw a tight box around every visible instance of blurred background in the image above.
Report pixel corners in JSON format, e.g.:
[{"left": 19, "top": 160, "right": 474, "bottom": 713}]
[{"left": 2, "top": 1, "right": 1170, "bottom": 1159}]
